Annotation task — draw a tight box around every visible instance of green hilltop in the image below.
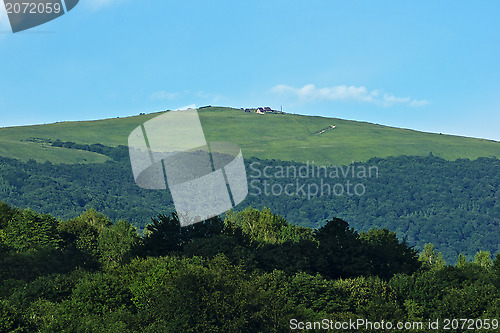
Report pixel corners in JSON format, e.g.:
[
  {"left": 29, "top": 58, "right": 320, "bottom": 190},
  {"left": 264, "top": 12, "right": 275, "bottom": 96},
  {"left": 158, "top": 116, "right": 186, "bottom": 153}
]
[{"left": 0, "top": 106, "right": 498, "bottom": 165}]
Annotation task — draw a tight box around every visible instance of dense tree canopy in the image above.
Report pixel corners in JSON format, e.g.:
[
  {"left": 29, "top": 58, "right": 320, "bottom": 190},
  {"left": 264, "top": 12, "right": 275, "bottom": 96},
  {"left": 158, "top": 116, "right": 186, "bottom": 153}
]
[
  {"left": 0, "top": 203, "right": 498, "bottom": 332},
  {"left": 0, "top": 145, "right": 498, "bottom": 263}
]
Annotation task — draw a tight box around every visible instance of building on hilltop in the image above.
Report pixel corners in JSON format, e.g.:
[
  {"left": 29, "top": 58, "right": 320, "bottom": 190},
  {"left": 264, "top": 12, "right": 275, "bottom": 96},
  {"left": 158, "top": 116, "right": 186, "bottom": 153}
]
[{"left": 251, "top": 106, "right": 286, "bottom": 114}]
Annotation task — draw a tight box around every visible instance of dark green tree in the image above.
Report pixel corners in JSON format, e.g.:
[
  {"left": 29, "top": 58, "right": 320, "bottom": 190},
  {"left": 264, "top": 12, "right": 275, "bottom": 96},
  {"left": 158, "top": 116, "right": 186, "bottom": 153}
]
[
  {"left": 360, "top": 229, "right": 421, "bottom": 279},
  {"left": 314, "top": 217, "right": 369, "bottom": 279}
]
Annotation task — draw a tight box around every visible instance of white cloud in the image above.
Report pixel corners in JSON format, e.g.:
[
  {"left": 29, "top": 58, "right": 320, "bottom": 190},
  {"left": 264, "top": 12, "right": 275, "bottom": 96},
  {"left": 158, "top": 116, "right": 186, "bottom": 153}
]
[
  {"left": 271, "top": 84, "right": 429, "bottom": 107},
  {"left": 195, "top": 91, "right": 223, "bottom": 102},
  {"left": 150, "top": 90, "right": 189, "bottom": 100},
  {"left": 174, "top": 104, "right": 197, "bottom": 111},
  {"left": 271, "top": 84, "right": 378, "bottom": 102},
  {"left": 150, "top": 90, "right": 223, "bottom": 104},
  {"left": 408, "top": 99, "right": 430, "bottom": 107}
]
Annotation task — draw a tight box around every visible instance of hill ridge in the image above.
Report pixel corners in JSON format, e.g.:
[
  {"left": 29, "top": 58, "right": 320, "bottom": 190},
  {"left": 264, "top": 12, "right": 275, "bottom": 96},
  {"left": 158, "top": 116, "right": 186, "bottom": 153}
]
[{"left": 0, "top": 106, "right": 498, "bottom": 165}]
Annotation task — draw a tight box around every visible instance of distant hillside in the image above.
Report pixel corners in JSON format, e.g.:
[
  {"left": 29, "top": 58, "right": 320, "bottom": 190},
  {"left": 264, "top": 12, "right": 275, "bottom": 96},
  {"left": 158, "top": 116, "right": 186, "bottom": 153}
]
[
  {"left": 0, "top": 149, "right": 498, "bottom": 263},
  {"left": 0, "top": 107, "right": 498, "bottom": 165}
]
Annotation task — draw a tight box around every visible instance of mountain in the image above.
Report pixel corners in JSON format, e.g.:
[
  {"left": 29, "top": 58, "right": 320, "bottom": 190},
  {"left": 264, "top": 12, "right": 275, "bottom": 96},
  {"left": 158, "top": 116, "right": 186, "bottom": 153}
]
[
  {"left": 1, "top": 106, "right": 499, "bottom": 165},
  {"left": 0, "top": 107, "right": 498, "bottom": 263}
]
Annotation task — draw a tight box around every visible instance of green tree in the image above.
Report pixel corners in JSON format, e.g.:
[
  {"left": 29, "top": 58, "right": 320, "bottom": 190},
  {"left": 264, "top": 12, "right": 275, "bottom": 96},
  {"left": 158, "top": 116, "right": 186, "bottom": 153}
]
[
  {"left": 140, "top": 213, "right": 184, "bottom": 256},
  {"left": 58, "top": 211, "right": 104, "bottom": 259},
  {"left": 314, "top": 217, "right": 368, "bottom": 279},
  {"left": 457, "top": 253, "right": 468, "bottom": 268},
  {"left": 493, "top": 253, "right": 500, "bottom": 288},
  {"left": 436, "top": 282, "right": 498, "bottom": 318},
  {"left": 419, "top": 243, "right": 446, "bottom": 270},
  {"left": 0, "top": 202, "right": 16, "bottom": 229},
  {"left": 3, "top": 209, "right": 61, "bottom": 252},
  {"left": 473, "top": 250, "right": 492, "bottom": 269},
  {"left": 225, "top": 207, "right": 293, "bottom": 244},
  {"left": 359, "top": 229, "right": 420, "bottom": 279},
  {"left": 98, "top": 220, "right": 139, "bottom": 265},
  {"left": 127, "top": 255, "right": 274, "bottom": 332},
  {"left": 0, "top": 299, "right": 24, "bottom": 332},
  {"left": 332, "top": 276, "right": 403, "bottom": 320}
]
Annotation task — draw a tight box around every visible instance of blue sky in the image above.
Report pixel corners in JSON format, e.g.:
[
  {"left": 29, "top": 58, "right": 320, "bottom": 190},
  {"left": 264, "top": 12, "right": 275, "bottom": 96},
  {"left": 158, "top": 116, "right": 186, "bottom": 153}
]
[{"left": 1, "top": 0, "right": 499, "bottom": 141}]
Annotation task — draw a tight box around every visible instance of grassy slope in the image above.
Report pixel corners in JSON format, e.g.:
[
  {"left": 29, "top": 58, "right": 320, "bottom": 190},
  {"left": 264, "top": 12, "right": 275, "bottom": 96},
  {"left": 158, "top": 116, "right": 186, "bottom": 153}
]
[
  {"left": 0, "top": 107, "right": 498, "bottom": 165},
  {"left": 0, "top": 112, "right": 163, "bottom": 164}
]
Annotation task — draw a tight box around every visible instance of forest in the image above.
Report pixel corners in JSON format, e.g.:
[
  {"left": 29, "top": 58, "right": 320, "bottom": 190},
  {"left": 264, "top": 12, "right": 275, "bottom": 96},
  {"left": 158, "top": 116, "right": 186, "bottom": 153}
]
[
  {"left": 0, "top": 203, "right": 499, "bottom": 332},
  {"left": 0, "top": 141, "right": 498, "bottom": 263}
]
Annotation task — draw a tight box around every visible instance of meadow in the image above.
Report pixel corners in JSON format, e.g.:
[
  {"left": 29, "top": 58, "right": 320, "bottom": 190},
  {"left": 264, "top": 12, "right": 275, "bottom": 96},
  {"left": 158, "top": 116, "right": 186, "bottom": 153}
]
[{"left": 0, "top": 107, "right": 498, "bottom": 165}]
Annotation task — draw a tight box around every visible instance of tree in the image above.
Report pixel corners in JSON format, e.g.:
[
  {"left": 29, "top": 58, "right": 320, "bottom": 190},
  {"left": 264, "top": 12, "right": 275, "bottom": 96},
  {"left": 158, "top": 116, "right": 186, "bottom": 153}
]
[
  {"left": 359, "top": 229, "right": 421, "bottom": 279},
  {"left": 473, "top": 250, "right": 492, "bottom": 269},
  {"left": 314, "top": 217, "right": 369, "bottom": 279},
  {"left": 224, "top": 207, "right": 292, "bottom": 244},
  {"left": 0, "top": 202, "right": 16, "bottom": 229},
  {"left": 0, "top": 299, "right": 23, "bottom": 332},
  {"left": 1, "top": 202, "right": 499, "bottom": 331},
  {"left": 493, "top": 253, "right": 500, "bottom": 288},
  {"left": 98, "top": 220, "right": 139, "bottom": 265},
  {"left": 255, "top": 238, "right": 318, "bottom": 275},
  {"left": 140, "top": 213, "right": 184, "bottom": 256},
  {"left": 457, "top": 253, "right": 468, "bottom": 268},
  {"left": 3, "top": 209, "right": 61, "bottom": 252},
  {"left": 58, "top": 211, "right": 103, "bottom": 258},
  {"left": 419, "top": 243, "right": 446, "bottom": 270}
]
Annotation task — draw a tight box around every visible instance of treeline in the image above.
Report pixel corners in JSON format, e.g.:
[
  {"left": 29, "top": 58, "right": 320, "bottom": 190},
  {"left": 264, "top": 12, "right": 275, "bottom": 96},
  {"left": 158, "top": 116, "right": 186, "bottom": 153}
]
[
  {"left": 0, "top": 154, "right": 175, "bottom": 230},
  {"left": 0, "top": 143, "right": 498, "bottom": 262},
  {"left": 25, "top": 138, "right": 130, "bottom": 162},
  {"left": 0, "top": 203, "right": 499, "bottom": 332},
  {"left": 244, "top": 155, "right": 500, "bottom": 263}
]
